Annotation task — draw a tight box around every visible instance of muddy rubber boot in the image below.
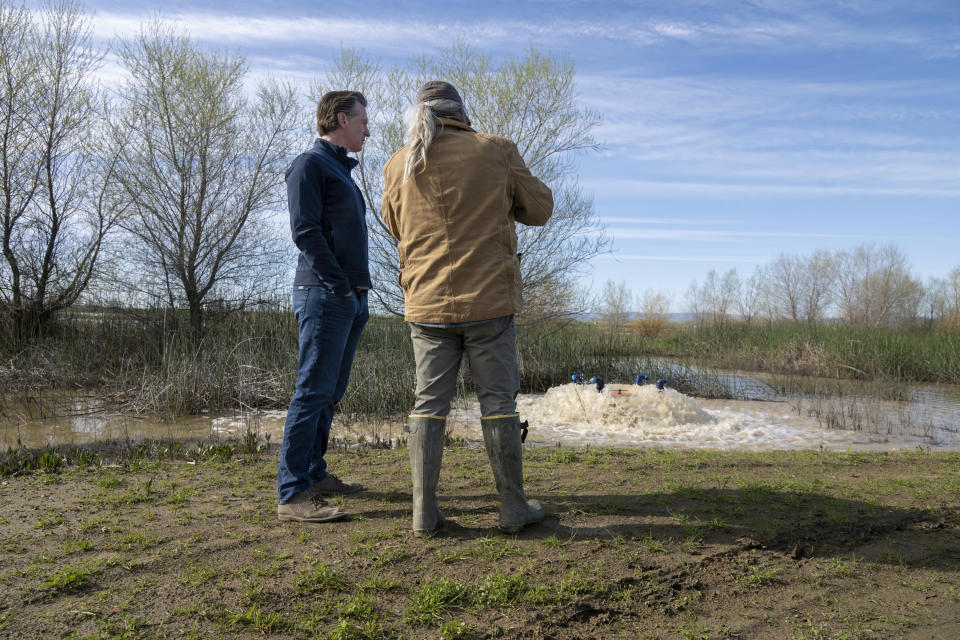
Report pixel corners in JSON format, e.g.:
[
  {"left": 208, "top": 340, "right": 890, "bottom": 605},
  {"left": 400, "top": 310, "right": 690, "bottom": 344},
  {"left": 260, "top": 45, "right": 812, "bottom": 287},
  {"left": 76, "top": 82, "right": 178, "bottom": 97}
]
[
  {"left": 408, "top": 415, "right": 446, "bottom": 537},
  {"left": 481, "top": 414, "right": 544, "bottom": 533}
]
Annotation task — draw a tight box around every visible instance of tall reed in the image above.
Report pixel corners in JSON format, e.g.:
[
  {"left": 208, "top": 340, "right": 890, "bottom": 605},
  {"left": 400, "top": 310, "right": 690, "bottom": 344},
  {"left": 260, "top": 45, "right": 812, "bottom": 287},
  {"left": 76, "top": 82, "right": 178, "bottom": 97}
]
[
  {"left": 4, "top": 310, "right": 957, "bottom": 420},
  {"left": 2, "top": 308, "right": 724, "bottom": 418},
  {"left": 671, "top": 322, "right": 960, "bottom": 384}
]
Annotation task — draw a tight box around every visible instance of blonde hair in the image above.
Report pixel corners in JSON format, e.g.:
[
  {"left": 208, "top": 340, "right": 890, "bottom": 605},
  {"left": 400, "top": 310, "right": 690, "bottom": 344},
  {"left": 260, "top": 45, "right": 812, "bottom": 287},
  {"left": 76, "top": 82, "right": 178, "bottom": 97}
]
[{"left": 402, "top": 98, "right": 463, "bottom": 183}]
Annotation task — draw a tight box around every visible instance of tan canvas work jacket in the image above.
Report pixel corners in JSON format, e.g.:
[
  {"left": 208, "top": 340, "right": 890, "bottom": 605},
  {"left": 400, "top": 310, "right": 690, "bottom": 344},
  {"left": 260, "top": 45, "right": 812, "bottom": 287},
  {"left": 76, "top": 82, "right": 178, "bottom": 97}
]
[{"left": 381, "top": 118, "right": 553, "bottom": 323}]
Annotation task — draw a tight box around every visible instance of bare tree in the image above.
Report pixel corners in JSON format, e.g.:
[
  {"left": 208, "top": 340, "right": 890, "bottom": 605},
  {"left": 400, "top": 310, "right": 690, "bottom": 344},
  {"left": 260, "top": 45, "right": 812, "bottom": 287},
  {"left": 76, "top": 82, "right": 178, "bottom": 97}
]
[
  {"left": 760, "top": 254, "right": 805, "bottom": 322},
  {"left": 922, "top": 275, "right": 950, "bottom": 328},
  {"left": 737, "top": 267, "right": 764, "bottom": 324},
  {"left": 718, "top": 269, "right": 741, "bottom": 323},
  {"left": 597, "top": 279, "right": 633, "bottom": 331},
  {"left": 686, "top": 268, "right": 739, "bottom": 325},
  {"left": 799, "top": 249, "right": 835, "bottom": 323},
  {"left": 110, "top": 24, "right": 300, "bottom": 337},
  {"left": 312, "top": 43, "right": 608, "bottom": 319},
  {"left": 835, "top": 243, "right": 922, "bottom": 326},
  {"left": 0, "top": 0, "right": 122, "bottom": 339},
  {"left": 938, "top": 266, "right": 960, "bottom": 329},
  {"left": 633, "top": 288, "right": 671, "bottom": 337}
]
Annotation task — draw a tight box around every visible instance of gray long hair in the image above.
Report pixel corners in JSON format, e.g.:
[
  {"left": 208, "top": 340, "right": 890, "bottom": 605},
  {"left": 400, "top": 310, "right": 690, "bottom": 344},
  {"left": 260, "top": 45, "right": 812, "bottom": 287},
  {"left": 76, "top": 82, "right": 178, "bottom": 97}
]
[{"left": 402, "top": 98, "right": 464, "bottom": 183}]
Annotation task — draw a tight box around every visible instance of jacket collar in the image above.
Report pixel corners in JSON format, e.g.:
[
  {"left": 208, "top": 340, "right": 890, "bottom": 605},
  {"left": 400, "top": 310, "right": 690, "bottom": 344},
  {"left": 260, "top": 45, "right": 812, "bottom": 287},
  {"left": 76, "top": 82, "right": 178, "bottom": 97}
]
[
  {"left": 313, "top": 137, "right": 359, "bottom": 170},
  {"left": 437, "top": 117, "right": 475, "bottom": 133}
]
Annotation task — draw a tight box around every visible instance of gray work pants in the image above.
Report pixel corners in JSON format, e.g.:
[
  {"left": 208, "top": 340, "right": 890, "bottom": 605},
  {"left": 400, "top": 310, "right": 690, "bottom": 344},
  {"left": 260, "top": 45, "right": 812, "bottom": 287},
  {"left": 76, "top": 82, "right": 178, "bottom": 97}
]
[{"left": 409, "top": 316, "right": 520, "bottom": 418}]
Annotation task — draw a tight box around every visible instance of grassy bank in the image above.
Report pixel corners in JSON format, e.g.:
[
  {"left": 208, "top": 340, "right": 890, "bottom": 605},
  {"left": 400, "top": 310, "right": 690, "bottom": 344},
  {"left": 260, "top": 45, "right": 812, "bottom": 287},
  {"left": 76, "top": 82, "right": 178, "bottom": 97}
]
[
  {"left": 662, "top": 321, "right": 960, "bottom": 385},
  {"left": 1, "top": 443, "right": 958, "bottom": 639},
  {"left": 2, "top": 309, "right": 959, "bottom": 421},
  {"left": 0, "top": 310, "right": 713, "bottom": 419}
]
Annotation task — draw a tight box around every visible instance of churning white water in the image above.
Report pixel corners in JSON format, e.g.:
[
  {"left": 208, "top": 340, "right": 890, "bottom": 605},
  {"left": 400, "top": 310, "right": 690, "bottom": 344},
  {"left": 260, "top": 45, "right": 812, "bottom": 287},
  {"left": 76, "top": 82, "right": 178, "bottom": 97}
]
[
  {"left": 522, "top": 383, "right": 713, "bottom": 429},
  {"left": 438, "top": 382, "right": 958, "bottom": 451}
]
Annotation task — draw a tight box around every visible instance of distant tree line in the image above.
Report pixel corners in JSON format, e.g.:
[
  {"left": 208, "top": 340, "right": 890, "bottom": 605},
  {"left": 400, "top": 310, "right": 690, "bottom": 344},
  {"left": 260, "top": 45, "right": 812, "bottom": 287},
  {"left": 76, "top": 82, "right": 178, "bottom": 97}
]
[
  {"left": 596, "top": 243, "right": 959, "bottom": 332},
  {"left": 683, "top": 243, "right": 960, "bottom": 329},
  {"left": 1, "top": 1, "right": 605, "bottom": 343}
]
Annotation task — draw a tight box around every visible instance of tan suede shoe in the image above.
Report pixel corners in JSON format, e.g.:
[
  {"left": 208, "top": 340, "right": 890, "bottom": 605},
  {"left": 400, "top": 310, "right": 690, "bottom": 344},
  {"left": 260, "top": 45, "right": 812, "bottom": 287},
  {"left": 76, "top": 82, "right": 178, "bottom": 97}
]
[
  {"left": 309, "top": 473, "right": 363, "bottom": 496},
  {"left": 277, "top": 490, "right": 346, "bottom": 522}
]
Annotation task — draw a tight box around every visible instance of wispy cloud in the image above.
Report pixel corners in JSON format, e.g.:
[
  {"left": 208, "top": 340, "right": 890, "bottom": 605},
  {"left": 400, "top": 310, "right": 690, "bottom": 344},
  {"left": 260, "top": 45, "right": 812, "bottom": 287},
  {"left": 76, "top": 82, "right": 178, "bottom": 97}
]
[
  {"left": 577, "top": 68, "right": 960, "bottom": 198},
  {"left": 602, "top": 228, "right": 851, "bottom": 241},
  {"left": 598, "top": 226, "right": 951, "bottom": 242},
  {"left": 581, "top": 74, "right": 960, "bottom": 147},
  {"left": 585, "top": 178, "right": 960, "bottom": 199},
  {"left": 69, "top": 4, "right": 960, "bottom": 59},
  {"left": 596, "top": 253, "right": 761, "bottom": 263},
  {"left": 597, "top": 216, "right": 743, "bottom": 226},
  {"left": 88, "top": 12, "right": 467, "bottom": 54}
]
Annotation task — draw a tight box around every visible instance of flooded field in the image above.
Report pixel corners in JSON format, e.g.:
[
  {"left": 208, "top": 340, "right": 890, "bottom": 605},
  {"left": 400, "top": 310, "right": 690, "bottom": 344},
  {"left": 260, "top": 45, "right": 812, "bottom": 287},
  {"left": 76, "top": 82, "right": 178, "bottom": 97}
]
[{"left": 3, "top": 370, "right": 958, "bottom": 451}]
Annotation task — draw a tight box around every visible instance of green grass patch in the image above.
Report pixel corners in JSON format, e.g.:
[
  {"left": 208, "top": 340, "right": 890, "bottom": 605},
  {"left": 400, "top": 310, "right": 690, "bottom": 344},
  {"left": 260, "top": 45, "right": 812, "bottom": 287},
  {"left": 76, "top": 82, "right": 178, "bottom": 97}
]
[
  {"left": 58, "top": 539, "right": 93, "bottom": 555},
  {"left": 338, "top": 593, "right": 378, "bottom": 621},
  {"left": 404, "top": 579, "right": 471, "bottom": 626},
  {"left": 38, "top": 563, "right": 100, "bottom": 595},
  {"left": 347, "top": 542, "right": 410, "bottom": 567},
  {"left": 34, "top": 513, "right": 64, "bottom": 529},
  {"left": 229, "top": 604, "right": 293, "bottom": 633},
  {"left": 474, "top": 573, "right": 532, "bottom": 606},
  {"left": 329, "top": 618, "right": 390, "bottom": 640},
  {"left": 438, "top": 620, "right": 474, "bottom": 640},
  {"left": 295, "top": 562, "right": 352, "bottom": 594}
]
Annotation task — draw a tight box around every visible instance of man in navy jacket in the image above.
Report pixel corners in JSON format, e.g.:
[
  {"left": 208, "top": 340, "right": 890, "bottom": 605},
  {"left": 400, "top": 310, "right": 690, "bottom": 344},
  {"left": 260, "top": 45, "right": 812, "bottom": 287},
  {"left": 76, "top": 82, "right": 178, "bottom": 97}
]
[{"left": 277, "top": 91, "right": 371, "bottom": 522}]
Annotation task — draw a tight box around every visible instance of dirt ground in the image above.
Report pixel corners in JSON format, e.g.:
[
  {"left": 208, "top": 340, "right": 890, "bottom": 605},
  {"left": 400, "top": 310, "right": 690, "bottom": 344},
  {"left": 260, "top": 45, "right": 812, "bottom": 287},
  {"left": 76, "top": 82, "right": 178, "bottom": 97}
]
[{"left": 1, "top": 443, "right": 958, "bottom": 639}]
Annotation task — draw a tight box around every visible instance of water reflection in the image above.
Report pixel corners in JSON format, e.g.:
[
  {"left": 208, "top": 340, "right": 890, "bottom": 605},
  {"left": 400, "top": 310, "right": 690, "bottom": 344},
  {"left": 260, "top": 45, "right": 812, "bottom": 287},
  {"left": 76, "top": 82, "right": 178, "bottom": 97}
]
[{"left": 0, "top": 392, "right": 284, "bottom": 448}]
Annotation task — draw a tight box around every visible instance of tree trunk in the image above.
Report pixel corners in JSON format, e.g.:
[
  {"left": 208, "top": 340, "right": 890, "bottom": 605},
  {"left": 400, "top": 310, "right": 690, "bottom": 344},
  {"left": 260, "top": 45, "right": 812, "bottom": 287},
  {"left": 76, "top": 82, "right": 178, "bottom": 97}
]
[
  {"left": 188, "top": 297, "right": 205, "bottom": 345},
  {"left": 12, "top": 304, "right": 51, "bottom": 343}
]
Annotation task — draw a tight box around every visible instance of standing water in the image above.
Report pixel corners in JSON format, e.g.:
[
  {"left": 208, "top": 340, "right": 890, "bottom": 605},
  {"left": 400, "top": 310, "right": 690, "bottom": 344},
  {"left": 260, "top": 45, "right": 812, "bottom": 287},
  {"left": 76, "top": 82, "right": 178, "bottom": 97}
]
[{"left": 3, "top": 377, "right": 958, "bottom": 451}]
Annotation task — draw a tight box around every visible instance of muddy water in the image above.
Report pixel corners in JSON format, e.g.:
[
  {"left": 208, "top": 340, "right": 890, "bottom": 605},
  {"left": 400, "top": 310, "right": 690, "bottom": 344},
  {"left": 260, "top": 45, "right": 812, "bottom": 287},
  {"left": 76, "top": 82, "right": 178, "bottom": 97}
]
[
  {"left": 0, "top": 392, "right": 261, "bottom": 448},
  {"left": 3, "top": 372, "right": 958, "bottom": 451},
  {"left": 446, "top": 382, "right": 960, "bottom": 451}
]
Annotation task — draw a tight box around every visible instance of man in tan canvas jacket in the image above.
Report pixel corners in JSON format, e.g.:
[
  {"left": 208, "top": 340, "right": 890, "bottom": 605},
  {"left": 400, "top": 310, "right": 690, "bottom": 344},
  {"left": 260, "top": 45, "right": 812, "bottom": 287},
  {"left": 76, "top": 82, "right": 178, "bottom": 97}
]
[{"left": 381, "top": 80, "right": 553, "bottom": 536}]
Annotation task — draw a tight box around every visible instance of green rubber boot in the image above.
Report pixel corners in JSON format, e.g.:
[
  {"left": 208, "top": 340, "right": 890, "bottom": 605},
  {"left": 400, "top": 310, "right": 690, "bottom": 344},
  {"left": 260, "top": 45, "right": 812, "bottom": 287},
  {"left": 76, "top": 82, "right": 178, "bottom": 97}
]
[
  {"left": 408, "top": 415, "right": 446, "bottom": 537},
  {"left": 481, "top": 414, "right": 544, "bottom": 533}
]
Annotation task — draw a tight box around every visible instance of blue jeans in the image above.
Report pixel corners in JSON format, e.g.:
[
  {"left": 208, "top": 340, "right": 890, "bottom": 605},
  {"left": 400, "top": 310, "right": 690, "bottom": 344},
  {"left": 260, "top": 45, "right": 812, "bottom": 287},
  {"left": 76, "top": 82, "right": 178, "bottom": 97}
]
[{"left": 278, "top": 286, "right": 368, "bottom": 503}]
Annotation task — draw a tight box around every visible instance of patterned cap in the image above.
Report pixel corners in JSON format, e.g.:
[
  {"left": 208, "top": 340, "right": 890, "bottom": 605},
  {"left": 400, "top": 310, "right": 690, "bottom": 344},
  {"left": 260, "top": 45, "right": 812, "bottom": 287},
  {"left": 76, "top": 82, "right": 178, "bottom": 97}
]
[{"left": 416, "top": 81, "right": 463, "bottom": 105}]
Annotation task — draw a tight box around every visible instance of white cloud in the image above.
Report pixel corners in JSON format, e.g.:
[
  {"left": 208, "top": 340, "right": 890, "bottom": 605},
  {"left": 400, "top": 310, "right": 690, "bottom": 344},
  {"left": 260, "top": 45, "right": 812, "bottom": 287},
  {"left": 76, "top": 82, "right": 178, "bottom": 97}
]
[
  {"left": 603, "top": 228, "right": 849, "bottom": 241},
  {"left": 64, "top": 4, "right": 960, "bottom": 59},
  {"left": 597, "top": 216, "right": 743, "bottom": 226},
  {"left": 88, "top": 12, "right": 465, "bottom": 53},
  {"left": 596, "top": 253, "right": 761, "bottom": 263},
  {"left": 585, "top": 178, "right": 960, "bottom": 199},
  {"left": 578, "top": 69, "right": 960, "bottom": 197},
  {"left": 598, "top": 225, "right": 950, "bottom": 243}
]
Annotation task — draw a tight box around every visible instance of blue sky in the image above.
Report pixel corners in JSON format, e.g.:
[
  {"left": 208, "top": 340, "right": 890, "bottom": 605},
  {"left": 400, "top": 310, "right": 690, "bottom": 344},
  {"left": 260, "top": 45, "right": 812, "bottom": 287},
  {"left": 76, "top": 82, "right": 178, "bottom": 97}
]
[{"left": 39, "top": 0, "right": 960, "bottom": 309}]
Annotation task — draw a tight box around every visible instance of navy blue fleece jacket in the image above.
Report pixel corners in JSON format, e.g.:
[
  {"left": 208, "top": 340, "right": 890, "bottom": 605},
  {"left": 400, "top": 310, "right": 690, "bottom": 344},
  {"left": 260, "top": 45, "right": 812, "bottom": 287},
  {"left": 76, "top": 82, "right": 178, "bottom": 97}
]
[{"left": 287, "top": 138, "right": 371, "bottom": 296}]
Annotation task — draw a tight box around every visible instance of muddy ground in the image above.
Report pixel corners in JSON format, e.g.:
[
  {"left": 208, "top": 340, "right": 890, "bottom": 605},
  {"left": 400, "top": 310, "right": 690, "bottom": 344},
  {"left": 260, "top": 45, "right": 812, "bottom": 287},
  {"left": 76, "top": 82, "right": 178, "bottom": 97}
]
[{"left": 1, "top": 443, "right": 958, "bottom": 639}]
